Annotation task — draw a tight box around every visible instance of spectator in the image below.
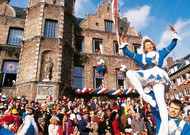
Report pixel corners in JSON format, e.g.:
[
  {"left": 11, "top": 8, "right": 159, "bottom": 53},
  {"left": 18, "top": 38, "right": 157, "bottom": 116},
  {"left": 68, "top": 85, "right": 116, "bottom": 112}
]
[
  {"left": 0, "top": 123, "right": 14, "bottom": 135},
  {"left": 0, "top": 115, "right": 15, "bottom": 133},
  {"left": 48, "top": 116, "right": 61, "bottom": 135},
  {"left": 187, "top": 110, "right": 190, "bottom": 124},
  {"left": 78, "top": 112, "right": 91, "bottom": 135},
  {"left": 131, "top": 112, "right": 147, "bottom": 135},
  {"left": 89, "top": 115, "right": 98, "bottom": 135},
  {"left": 69, "top": 113, "right": 79, "bottom": 135},
  {"left": 41, "top": 103, "right": 51, "bottom": 135},
  {"left": 38, "top": 117, "right": 46, "bottom": 135},
  {"left": 168, "top": 99, "right": 190, "bottom": 135},
  {"left": 62, "top": 114, "right": 72, "bottom": 135},
  {"left": 11, "top": 108, "right": 22, "bottom": 133},
  {"left": 109, "top": 111, "right": 122, "bottom": 135},
  {"left": 145, "top": 113, "right": 155, "bottom": 135},
  {"left": 183, "top": 101, "right": 190, "bottom": 117}
]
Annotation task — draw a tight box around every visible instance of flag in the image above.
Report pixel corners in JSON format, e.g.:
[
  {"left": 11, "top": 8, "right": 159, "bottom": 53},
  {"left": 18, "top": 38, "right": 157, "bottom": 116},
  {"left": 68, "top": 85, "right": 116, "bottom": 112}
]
[
  {"left": 112, "top": 0, "right": 118, "bottom": 28},
  {"left": 112, "top": 0, "right": 121, "bottom": 47}
]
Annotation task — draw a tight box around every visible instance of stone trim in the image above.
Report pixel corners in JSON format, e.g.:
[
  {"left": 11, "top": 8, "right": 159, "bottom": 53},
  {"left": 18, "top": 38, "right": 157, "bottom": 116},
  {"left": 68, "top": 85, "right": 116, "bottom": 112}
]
[
  {"left": 23, "top": 9, "right": 29, "bottom": 40},
  {"left": 38, "top": 4, "right": 45, "bottom": 36},
  {"left": 32, "top": 3, "right": 44, "bottom": 80},
  {"left": 33, "top": 38, "right": 41, "bottom": 80},
  {"left": 59, "top": 6, "right": 64, "bottom": 38},
  {"left": 16, "top": 41, "right": 24, "bottom": 82},
  {"left": 57, "top": 39, "right": 63, "bottom": 82}
]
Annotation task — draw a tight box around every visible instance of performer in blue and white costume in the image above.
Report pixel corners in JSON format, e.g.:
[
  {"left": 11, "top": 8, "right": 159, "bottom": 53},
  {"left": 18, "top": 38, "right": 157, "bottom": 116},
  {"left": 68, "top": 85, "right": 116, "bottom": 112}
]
[
  {"left": 119, "top": 24, "right": 181, "bottom": 135},
  {"left": 17, "top": 106, "right": 39, "bottom": 135}
]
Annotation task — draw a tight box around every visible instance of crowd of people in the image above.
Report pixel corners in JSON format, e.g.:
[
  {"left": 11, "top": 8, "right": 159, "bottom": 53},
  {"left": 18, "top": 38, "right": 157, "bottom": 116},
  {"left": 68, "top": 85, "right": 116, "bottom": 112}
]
[{"left": 0, "top": 93, "right": 190, "bottom": 135}]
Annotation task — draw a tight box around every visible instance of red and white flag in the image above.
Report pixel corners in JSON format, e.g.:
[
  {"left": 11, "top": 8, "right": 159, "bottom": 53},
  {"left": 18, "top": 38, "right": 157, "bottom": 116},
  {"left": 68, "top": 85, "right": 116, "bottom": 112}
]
[
  {"left": 112, "top": 0, "right": 122, "bottom": 47},
  {"left": 112, "top": 0, "right": 118, "bottom": 28}
]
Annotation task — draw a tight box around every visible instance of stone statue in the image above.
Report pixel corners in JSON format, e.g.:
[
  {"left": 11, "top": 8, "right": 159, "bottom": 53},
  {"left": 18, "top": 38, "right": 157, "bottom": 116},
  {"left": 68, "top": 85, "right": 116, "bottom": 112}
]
[
  {"left": 43, "top": 57, "right": 54, "bottom": 82},
  {"left": 44, "top": 57, "right": 54, "bottom": 74}
]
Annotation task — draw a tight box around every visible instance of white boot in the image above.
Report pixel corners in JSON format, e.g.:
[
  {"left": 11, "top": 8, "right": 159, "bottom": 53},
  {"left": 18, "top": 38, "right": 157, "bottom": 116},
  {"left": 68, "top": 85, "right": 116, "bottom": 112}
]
[{"left": 142, "top": 93, "right": 156, "bottom": 107}]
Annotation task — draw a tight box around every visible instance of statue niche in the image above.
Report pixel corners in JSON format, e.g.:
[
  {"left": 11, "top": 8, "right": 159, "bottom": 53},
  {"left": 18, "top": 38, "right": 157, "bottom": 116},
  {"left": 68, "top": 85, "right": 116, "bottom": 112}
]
[{"left": 43, "top": 57, "right": 54, "bottom": 82}]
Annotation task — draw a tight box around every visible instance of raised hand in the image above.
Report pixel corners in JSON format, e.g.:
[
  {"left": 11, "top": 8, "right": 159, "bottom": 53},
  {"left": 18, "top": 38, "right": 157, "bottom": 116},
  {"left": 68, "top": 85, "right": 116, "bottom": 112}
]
[{"left": 169, "top": 23, "right": 177, "bottom": 33}]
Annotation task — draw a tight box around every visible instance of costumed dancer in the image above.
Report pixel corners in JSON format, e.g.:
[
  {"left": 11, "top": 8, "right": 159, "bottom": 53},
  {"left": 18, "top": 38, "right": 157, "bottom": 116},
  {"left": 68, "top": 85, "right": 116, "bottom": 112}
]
[
  {"left": 119, "top": 24, "right": 181, "bottom": 135},
  {"left": 17, "top": 106, "right": 39, "bottom": 135}
]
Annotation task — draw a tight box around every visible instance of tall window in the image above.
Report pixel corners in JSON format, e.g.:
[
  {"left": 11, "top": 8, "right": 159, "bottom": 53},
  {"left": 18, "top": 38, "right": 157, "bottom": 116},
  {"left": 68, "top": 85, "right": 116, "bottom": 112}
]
[
  {"left": 133, "top": 44, "right": 141, "bottom": 53},
  {"left": 93, "top": 67, "right": 104, "bottom": 88},
  {"left": 116, "top": 69, "right": 126, "bottom": 89},
  {"left": 73, "top": 66, "right": 84, "bottom": 89},
  {"left": 184, "top": 88, "right": 189, "bottom": 95},
  {"left": 105, "top": 20, "right": 113, "bottom": 32},
  {"left": 1, "top": 61, "right": 18, "bottom": 87},
  {"left": 177, "top": 77, "right": 182, "bottom": 86},
  {"left": 44, "top": 19, "right": 58, "bottom": 38},
  {"left": 93, "top": 39, "right": 103, "bottom": 54},
  {"left": 172, "top": 79, "right": 176, "bottom": 86},
  {"left": 75, "top": 37, "right": 84, "bottom": 52},
  {"left": 7, "top": 28, "right": 24, "bottom": 45},
  {"left": 179, "top": 90, "right": 184, "bottom": 98},
  {"left": 186, "top": 73, "right": 190, "bottom": 80},
  {"left": 170, "top": 94, "right": 174, "bottom": 99},
  {"left": 175, "top": 92, "right": 179, "bottom": 99},
  {"left": 113, "top": 41, "right": 119, "bottom": 55}
]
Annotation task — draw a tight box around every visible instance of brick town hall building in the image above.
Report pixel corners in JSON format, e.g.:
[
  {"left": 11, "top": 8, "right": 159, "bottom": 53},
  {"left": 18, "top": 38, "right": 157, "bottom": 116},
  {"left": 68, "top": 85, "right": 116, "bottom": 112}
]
[{"left": 0, "top": 0, "right": 143, "bottom": 101}]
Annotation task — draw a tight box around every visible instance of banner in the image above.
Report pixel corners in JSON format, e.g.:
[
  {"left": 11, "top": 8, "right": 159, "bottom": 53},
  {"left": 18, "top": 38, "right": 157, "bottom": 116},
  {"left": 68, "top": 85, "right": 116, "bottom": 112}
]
[
  {"left": 2, "top": 61, "right": 19, "bottom": 74},
  {"left": 93, "top": 68, "right": 104, "bottom": 78},
  {"left": 116, "top": 70, "right": 125, "bottom": 79}
]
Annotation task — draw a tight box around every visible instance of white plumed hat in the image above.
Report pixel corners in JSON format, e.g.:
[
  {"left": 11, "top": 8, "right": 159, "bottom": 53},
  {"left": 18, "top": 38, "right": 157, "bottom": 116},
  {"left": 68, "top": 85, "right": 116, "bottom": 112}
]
[{"left": 139, "top": 36, "right": 154, "bottom": 54}]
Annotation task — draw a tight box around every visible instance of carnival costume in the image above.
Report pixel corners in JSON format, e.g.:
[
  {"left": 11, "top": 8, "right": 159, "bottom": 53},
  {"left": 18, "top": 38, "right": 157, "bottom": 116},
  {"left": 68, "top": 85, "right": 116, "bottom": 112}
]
[
  {"left": 168, "top": 117, "right": 190, "bottom": 135},
  {"left": 120, "top": 30, "right": 181, "bottom": 135},
  {"left": 17, "top": 114, "right": 39, "bottom": 135}
]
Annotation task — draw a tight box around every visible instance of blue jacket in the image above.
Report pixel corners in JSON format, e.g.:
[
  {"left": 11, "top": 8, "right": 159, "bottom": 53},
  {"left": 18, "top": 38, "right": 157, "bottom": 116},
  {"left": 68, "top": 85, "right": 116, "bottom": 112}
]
[
  {"left": 123, "top": 39, "right": 177, "bottom": 69},
  {"left": 78, "top": 117, "right": 90, "bottom": 135}
]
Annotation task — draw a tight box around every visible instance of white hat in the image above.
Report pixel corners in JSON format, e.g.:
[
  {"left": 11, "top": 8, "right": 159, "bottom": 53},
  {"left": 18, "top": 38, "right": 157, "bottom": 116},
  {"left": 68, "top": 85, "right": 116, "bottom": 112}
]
[
  {"left": 50, "top": 116, "right": 60, "bottom": 121},
  {"left": 70, "top": 113, "right": 76, "bottom": 121},
  {"left": 41, "top": 103, "right": 46, "bottom": 107},
  {"left": 141, "top": 36, "right": 152, "bottom": 46},
  {"left": 139, "top": 36, "right": 153, "bottom": 54}
]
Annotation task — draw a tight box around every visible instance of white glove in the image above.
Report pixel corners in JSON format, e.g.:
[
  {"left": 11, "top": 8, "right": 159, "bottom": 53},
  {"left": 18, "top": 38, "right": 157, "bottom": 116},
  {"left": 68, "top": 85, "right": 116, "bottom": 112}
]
[
  {"left": 172, "top": 32, "right": 182, "bottom": 40},
  {"left": 119, "top": 42, "right": 128, "bottom": 49}
]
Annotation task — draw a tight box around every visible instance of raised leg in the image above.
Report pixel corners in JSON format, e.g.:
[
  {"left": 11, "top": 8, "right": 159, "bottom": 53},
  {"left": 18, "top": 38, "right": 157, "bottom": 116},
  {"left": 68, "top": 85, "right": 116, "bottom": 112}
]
[{"left": 126, "top": 70, "right": 156, "bottom": 107}]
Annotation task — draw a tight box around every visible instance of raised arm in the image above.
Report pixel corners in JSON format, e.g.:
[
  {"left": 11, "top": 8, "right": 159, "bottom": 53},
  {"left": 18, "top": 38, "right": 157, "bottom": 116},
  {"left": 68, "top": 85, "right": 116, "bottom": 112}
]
[
  {"left": 159, "top": 24, "right": 181, "bottom": 58},
  {"left": 120, "top": 43, "right": 142, "bottom": 65}
]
